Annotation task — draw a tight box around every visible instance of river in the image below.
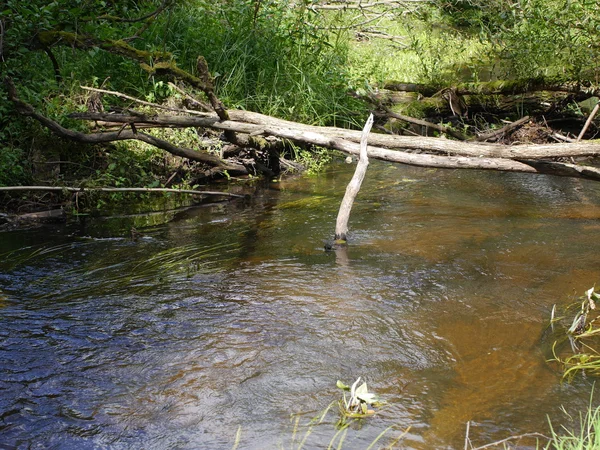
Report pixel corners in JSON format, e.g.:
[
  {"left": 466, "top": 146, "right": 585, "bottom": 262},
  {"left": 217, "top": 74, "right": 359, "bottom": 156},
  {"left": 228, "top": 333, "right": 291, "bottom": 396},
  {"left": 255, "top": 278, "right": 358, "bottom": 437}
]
[{"left": 1, "top": 160, "right": 600, "bottom": 449}]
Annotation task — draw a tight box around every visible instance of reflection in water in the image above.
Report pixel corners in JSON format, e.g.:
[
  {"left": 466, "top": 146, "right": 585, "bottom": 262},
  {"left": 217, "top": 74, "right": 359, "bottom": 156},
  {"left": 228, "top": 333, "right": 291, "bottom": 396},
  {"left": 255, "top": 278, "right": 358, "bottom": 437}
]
[{"left": 2, "top": 162, "right": 600, "bottom": 448}]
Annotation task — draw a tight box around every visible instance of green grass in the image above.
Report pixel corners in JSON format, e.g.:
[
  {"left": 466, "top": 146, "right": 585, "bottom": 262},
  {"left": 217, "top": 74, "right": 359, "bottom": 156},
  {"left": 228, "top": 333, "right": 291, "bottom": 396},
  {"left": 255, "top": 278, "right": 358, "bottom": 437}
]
[{"left": 547, "top": 399, "right": 600, "bottom": 450}]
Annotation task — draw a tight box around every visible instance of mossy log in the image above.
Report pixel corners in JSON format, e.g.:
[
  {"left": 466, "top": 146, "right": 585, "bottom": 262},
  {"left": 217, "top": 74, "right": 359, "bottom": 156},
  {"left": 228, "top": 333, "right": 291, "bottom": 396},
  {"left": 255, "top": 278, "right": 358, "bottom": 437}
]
[
  {"left": 384, "top": 92, "right": 578, "bottom": 118},
  {"left": 384, "top": 77, "right": 600, "bottom": 97}
]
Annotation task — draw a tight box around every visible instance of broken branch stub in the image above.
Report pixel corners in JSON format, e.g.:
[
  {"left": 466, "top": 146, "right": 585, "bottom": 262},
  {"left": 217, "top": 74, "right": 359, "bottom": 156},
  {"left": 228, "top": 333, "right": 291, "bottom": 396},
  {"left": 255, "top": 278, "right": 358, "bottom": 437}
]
[{"left": 334, "top": 113, "right": 374, "bottom": 244}]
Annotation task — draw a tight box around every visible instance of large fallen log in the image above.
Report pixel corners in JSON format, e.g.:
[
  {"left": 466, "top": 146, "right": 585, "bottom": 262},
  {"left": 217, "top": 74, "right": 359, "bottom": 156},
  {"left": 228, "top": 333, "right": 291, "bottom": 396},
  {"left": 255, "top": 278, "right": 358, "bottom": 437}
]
[
  {"left": 8, "top": 78, "right": 600, "bottom": 183},
  {"left": 70, "top": 110, "right": 600, "bottom": 159}
]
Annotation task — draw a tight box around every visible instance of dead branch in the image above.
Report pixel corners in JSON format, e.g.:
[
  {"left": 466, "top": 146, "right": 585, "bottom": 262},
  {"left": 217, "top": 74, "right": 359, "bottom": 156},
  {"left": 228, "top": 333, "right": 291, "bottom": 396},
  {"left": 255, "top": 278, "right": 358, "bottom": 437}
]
[
  {"left": 0, "top": 186, "right": 245, "bottom": 198},
  {"left": 475, "top": 116, "right": 530, "bottom": 142},
  {"left": 335, "top": 114, "right": 374, "bottom": 243},
  {"left": 577, "top": 102, "right": 600, "bottom": 141},
  {"left": 96, "top": 0, "right": 173, "bottom": 23},
  {"left": 167, "top": 82, "right": 212, "bottom": 112},
  {"left": 36, "top": 30, "right": 229, "bottom": 120},
  {"left": 5, "top": 78, "right": 246, "bottom": 175},
  {"left": 383, "top": 108, "right": 469, "bottom": 140},
  {"left": 80, "top": 85, "right": 209, "bottom": 116},
  {"left": 311, "top": 0, "right": 429, "bottom": 10}
]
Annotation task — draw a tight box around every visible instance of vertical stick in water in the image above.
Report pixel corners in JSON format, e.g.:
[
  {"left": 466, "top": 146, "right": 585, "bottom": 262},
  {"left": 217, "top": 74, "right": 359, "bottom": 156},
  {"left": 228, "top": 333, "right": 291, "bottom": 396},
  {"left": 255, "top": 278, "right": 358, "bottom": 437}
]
[{"left": 334, "top": 113, "right": 374, "bottom": 244}]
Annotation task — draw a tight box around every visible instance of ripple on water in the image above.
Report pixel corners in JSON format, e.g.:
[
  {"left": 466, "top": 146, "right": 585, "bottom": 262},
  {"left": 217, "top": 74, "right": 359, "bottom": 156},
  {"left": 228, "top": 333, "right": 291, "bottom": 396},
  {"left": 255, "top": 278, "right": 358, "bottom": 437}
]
[{"left": 2, "top": 165, "right": 600, "bottom": 448}]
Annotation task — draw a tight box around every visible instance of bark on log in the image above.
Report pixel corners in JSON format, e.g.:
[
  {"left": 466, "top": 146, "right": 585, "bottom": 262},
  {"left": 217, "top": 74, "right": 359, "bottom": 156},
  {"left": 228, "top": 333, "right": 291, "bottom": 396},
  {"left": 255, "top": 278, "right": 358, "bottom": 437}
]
[{"left": 335, "top": 114, "right": 373, "bottom": 243}]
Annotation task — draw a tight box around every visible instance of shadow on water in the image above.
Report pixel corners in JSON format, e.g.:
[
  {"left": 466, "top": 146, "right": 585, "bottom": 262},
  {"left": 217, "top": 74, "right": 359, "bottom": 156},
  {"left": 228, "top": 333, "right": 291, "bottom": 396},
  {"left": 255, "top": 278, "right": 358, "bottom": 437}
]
[{"left": 2, "top": 161, "right": 600, "bottom": 448}]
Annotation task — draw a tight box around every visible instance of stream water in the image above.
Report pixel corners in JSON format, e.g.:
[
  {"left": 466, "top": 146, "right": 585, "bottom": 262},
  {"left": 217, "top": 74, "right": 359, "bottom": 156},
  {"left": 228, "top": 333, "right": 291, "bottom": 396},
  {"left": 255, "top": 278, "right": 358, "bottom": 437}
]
[{"left": 2, "top": 161, "right": 600, "bottom": 449}]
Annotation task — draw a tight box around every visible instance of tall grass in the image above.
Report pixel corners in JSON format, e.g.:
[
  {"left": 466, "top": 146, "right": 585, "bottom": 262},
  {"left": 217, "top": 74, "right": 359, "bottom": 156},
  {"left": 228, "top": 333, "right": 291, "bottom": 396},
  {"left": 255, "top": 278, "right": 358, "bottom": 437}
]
[
  {"left": 547, "top": 401, "right": 600, "bottom": 450},
  {"left": 145, "top": 0, "right": 366, "bottom": 127}
]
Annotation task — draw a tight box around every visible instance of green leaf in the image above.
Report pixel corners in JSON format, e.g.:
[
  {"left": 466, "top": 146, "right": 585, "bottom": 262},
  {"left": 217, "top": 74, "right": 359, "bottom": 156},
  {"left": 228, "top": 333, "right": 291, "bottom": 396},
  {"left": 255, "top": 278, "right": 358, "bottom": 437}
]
[{"left": 336, "top": 380, "right": 349, "bottom": 390}]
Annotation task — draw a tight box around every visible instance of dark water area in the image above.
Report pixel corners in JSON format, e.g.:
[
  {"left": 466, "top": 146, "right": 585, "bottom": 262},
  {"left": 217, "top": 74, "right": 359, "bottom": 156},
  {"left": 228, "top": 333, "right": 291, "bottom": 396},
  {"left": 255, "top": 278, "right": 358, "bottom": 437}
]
[{"left": 2, "top": 161, "right": 600, "bottom": 449}]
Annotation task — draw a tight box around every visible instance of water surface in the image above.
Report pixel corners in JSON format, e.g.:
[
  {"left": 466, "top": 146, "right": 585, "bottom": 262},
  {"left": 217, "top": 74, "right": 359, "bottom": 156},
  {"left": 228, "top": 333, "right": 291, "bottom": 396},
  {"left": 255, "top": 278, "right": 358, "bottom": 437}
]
[{"left": 2, "top": 161, "right": 600, "bottom": 449}]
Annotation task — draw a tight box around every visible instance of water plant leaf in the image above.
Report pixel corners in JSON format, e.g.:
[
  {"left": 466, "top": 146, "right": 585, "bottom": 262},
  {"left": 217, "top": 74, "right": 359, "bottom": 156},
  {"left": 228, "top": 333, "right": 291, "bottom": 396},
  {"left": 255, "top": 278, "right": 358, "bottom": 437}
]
[
  {"left": 336, "top": 380, "right": 349, "bottom": 391},
  {"left": 356, "top": 392, "right": 380, "bottom": 404},
  {"left": 355, "top": 381, "right": 368, "bottom": 396}
]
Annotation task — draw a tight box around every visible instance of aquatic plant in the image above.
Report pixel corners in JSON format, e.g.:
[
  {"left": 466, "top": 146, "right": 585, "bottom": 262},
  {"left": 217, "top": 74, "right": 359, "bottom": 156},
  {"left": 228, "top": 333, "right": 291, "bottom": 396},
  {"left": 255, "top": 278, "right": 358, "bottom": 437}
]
[
  {"left": 336, "top": 377, "right": 383, "bottom": 417},
  {"left": 550, "top": 287, "right": 600, "bottom": 381}
]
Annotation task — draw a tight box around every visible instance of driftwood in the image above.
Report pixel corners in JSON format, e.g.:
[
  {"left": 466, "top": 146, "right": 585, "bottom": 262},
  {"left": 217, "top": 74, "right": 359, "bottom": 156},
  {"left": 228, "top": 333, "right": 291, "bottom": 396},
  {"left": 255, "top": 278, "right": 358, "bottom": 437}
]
[{"left": 335, "top": 114, "right": 373, "bottom": 243}]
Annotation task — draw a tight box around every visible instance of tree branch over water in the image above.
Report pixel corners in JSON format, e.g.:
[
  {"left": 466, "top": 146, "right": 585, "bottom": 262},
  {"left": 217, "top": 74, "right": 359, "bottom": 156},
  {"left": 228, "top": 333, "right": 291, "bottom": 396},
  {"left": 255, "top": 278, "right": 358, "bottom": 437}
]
[{"left": 8, "top": 78, "right": 600, "bottom": 183}]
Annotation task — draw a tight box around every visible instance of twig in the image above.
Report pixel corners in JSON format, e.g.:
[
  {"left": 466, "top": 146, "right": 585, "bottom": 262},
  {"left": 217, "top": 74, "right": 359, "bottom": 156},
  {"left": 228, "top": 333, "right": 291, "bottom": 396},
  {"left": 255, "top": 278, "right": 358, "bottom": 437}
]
[
  {"left": 6, "top": 78, "right": 245, "bottom": 172},
  {"left": 80, "top": 86, "right": 209, "bottom": 116},
  {"left": 311, "top": 0, "right": 430, "bottom": 10},
  {"left": 385, "top": 108, "right": 469, "bottom": 140},
  {"left": 464, "top": 421, "right": 471, "bottom": 450},
  {"left": 0, "top": 186, "right": 246, "bottom": 198},
  {"left": 551, "top": 132, "right": 576, "bottom": 143},
  {"left": 475, "top": 116, "right": 530, "bottom": 142},
  {"left": 0, "top": 17, "right": 5, "bottom": 62},
  {"left": 577, "top": 102, "right": 600, "bottom": 141},
  {"left": 471, "top": 432, "right": 549, "bottom": 449},
  {"left": 167, "top": 82, "right": 212, "bottom": 112},
  {"left": 95, "top": 0, "right": 173, "bottom": 23}
]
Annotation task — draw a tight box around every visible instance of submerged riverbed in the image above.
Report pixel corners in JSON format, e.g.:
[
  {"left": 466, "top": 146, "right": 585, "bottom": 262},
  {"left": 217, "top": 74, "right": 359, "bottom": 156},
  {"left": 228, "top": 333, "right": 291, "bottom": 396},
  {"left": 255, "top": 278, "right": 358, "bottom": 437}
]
[{"left": 2, "top": 160, "right": 600, "bottom": 449}]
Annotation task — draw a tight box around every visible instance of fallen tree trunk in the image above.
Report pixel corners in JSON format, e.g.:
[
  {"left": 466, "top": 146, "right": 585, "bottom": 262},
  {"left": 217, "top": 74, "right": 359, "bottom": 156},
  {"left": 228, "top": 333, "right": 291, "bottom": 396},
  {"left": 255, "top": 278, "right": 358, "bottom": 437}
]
[
  {"left": 70, "top": 110, "right": 600, "bottom": 159},
  {"left": 384, "top": 77, "right": 600, "bottom": 97},
  {"left": 8, "top": 78, "right": 600, "bottom": 183}
]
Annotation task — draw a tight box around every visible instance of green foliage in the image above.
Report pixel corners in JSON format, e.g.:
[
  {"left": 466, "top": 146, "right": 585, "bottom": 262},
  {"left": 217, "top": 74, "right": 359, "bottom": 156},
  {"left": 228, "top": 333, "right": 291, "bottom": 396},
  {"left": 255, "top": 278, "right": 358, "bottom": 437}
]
[
  {"left": 92, "top": 144, "right": 164, "bottom": 189},
  {"left": 336, "top": 377, "right": 383, "bottom": 417},
  {"left": 433, "top": 0, "right": 600, "bottom": 81},
  {"left": 148, "top": 0, "right": 365, "bottom": 126}
]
